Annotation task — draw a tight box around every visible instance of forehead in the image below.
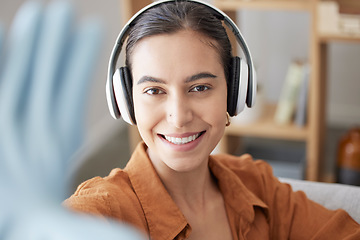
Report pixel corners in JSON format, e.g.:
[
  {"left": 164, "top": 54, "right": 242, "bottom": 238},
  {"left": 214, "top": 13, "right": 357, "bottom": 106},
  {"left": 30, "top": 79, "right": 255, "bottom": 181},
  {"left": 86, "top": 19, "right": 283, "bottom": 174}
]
[
  {"left": 132, "top": 29, "right": 221, "bottom": 56},
  {"left": 130, "top": 30, "right": 223, "bottom": 79}
]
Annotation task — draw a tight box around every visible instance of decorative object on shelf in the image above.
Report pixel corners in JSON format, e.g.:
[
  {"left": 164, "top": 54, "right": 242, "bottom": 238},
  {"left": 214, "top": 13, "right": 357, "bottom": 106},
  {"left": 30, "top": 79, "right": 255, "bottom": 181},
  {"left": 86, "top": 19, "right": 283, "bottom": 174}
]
[
  {"left": 337, "top": 127, "right": 360, "bottom": 186},
  {"left": 318, "top": 0, "right": 360, "bottom": 36},
  {"left": 340, "top": 14, "right": 360, "bottom": 35},
  {"left": 318, "top": 1, "right": 340, "bottom": 34},
  {"left": 274, "top": 61, "right": 307, "bottom": 125},
  {"left": 294, "top": 64, "right": 310, "bottom": 128}
]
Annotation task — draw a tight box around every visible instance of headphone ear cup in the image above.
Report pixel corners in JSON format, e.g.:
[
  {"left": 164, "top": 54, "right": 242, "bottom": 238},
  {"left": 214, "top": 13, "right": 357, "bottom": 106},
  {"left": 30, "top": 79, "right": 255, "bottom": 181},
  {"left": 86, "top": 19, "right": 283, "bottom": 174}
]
[
  {"left": 227, "top": 57, "right": 240, "bottom": 116},
  {"left": 113, "top": 67, "right": 136, "bottom": 125},
  {"left": 227, "top": 56, "right": 249, "bottom": 116}
]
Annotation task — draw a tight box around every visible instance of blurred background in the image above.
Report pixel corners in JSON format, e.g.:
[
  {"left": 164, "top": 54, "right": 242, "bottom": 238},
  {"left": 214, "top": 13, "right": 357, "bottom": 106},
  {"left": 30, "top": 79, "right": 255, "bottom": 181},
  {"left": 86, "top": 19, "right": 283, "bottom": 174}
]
[
  {"left": 0, "top": 0, "right": 131, "bottom": 194},
  {"left": 1, "top": 0, "right": 359, "bottom": 196}
]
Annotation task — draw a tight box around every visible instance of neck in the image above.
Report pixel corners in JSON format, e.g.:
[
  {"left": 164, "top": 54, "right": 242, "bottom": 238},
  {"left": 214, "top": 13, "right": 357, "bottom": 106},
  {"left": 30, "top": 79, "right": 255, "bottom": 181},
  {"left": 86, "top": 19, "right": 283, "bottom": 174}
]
[{"left": 154, "top": 157, "right": 218, "bottom": 209}]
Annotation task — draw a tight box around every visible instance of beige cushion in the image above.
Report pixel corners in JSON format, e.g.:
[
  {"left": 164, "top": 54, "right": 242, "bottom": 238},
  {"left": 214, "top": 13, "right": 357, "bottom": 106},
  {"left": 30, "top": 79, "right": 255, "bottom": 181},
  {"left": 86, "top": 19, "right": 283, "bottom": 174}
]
[{"left": 280, "top": 178, "right": 360, "bottom": 224}]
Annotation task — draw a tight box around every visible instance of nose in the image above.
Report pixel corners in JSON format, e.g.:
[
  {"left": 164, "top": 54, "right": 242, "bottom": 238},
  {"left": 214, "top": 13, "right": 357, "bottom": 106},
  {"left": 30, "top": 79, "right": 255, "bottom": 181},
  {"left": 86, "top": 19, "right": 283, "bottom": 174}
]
[{"left": 166, "top": 94, "right": 193, "bottom": 128}]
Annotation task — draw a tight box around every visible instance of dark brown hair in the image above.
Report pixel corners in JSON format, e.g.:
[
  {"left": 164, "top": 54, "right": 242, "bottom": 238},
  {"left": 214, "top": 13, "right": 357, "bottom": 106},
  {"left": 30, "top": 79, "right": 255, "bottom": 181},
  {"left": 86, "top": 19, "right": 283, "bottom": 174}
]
[{"left": 125, "top": 1, "right": 233, "bottom": 81}]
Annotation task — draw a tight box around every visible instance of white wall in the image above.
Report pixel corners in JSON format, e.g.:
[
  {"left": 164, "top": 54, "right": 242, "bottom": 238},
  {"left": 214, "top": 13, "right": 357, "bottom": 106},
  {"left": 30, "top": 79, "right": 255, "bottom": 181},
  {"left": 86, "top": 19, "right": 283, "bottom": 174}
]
[{"left": 239, "top": 9, "right": 360, "bottom": 128}]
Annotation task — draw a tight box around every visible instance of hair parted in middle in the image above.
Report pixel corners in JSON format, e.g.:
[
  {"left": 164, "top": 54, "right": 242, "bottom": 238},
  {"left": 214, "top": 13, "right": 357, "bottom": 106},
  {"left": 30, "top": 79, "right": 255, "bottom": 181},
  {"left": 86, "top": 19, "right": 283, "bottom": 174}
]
[{"left": 125, "top": 1, "right": 233, "bottom": 83}]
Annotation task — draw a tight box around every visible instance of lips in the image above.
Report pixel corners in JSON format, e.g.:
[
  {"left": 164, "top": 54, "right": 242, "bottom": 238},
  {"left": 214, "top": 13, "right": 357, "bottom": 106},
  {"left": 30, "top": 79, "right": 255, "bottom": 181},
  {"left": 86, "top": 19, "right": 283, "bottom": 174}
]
[{"left": 160, "top": 131, "right": 205, "bottom": 145}]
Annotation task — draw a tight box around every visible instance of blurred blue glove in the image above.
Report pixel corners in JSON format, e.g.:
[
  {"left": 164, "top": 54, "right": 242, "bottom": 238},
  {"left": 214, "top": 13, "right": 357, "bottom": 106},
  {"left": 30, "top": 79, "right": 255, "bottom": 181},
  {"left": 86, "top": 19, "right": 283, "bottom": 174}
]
[{"left": 0, "top": 1, "right": 144, "bottom": 239}]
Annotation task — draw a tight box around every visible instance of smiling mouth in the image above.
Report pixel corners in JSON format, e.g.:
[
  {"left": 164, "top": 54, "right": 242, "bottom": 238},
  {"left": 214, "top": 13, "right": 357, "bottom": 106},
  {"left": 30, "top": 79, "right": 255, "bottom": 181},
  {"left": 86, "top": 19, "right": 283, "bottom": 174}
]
[{"left": 160, "top": 131, "right": 205, "bottom": 145}]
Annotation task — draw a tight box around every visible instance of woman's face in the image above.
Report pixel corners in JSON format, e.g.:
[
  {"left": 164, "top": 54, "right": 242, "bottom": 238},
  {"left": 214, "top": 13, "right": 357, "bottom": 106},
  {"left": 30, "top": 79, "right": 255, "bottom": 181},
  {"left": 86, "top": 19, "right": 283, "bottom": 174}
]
[{"left": 131, "top": 30, "right": 227, "bottom": 173}]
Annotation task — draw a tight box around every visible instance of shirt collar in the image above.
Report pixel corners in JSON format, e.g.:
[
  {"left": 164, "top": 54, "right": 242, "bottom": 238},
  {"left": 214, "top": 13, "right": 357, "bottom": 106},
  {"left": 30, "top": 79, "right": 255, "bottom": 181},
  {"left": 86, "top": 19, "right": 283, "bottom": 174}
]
[
  {"left": 125, "top": 142, "right": 267, "bottom": 239},
  {"left": 125, "top": 142, "right": 190, "bottom": 240},
  {"left": 208, "top": 155, "right": 268, "bottom": 223}
]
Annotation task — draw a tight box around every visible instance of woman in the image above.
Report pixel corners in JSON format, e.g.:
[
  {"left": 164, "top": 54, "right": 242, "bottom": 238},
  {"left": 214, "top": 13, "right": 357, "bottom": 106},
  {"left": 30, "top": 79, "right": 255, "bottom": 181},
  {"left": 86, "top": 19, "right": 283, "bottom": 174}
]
[{"left": 64, "top": 1, "right": 360, "bottom": 239}]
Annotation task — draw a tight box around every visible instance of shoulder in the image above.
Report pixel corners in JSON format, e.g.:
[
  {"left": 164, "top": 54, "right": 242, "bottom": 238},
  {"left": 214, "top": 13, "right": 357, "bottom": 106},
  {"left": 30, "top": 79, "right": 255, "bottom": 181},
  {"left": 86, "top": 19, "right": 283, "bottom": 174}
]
[
  {"left": 64, "top": 168, "right": 143, "bottom": 221},
  {"left": 211, "top": 153, "right": 278, "bottom": 198},
  {"left": 69, "top": 168, "right": 132, "bottom": 198}
]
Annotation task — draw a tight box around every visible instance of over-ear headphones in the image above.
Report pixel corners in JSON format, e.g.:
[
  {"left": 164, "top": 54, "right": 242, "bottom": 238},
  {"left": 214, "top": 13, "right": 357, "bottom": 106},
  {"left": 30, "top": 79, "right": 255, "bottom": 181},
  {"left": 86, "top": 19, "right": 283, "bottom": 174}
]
[{"left": 106, "top": 0, "right": 256, "bottom": 125}]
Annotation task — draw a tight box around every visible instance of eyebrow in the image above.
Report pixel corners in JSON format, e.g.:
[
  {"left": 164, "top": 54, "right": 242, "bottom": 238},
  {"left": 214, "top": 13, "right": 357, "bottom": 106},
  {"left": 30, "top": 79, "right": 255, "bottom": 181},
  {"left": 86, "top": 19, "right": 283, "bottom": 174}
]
[
  {"left": 137, "top": 76, "right": 165, "bottom": 85},
  {"left": 137, "top": 72, "right": 217, "bottom": 85},
  {"left": 186, "top": 72, "right": 217, "bottom": 83}
]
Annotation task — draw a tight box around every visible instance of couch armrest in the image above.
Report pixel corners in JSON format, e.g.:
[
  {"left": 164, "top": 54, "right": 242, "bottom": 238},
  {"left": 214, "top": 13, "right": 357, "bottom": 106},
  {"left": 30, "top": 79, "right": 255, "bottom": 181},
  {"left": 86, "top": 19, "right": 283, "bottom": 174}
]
[{"left": 279, "top": 178, "right": 360, "bottom": 224}]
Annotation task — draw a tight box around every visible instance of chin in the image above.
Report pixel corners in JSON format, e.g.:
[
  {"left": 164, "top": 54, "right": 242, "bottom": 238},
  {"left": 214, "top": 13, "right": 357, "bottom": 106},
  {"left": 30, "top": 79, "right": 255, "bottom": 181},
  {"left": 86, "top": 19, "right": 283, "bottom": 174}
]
[
  {"left": 166, "top": 160, "right": 205, "bottom": 173},
  {"left": 163, "top": 149, "right": 211, "bottom": 173}
]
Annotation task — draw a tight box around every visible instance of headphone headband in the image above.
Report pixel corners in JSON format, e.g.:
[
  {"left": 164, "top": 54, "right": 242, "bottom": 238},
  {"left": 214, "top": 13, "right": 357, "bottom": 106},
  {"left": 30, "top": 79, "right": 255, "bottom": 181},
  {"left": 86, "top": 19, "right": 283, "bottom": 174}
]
[{"left": 106, "top": 0, "right": 256, "bottom": 121}]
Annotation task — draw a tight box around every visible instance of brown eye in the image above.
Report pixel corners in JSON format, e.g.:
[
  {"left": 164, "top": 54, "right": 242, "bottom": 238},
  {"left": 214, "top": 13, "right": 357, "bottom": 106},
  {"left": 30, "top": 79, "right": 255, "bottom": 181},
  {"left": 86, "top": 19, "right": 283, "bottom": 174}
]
[
  {"left": 144, "top": 88, "right": 165, "bottom": 95},
  {"left": 190, "top": 85, "right": 210, "bottom": 92}
]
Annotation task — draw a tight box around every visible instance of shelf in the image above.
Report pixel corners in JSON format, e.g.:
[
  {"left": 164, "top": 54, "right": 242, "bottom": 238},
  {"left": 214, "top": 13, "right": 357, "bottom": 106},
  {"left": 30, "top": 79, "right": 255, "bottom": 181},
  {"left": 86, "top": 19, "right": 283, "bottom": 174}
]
[
  {"left": 226, "top": 104, "right": 308, "bottom": 141},
  {"left": 213, "top": 0, "right": 313, "bottom": 11},
  {"left": 319, "top": 33, "right": 360, "bottom": 43}
]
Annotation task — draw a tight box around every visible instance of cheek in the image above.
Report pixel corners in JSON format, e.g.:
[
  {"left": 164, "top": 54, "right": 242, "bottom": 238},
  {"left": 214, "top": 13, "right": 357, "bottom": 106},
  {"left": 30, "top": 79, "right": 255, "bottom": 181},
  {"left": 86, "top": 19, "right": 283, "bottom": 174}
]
[
  {"left": 133, "top": 100, "right": 153, "bottom": 143},
  {"left": 132, "top": 92, "right": 162, "bottom": 135},
  {"left": 209, "top": 101, "right": 227, "bottom": 125},
  {"left": 197, "top": 90, "right": 228, "bottom": 126},
  {"left": 133, "top": 96, "right": 149, "bottom": 124}
]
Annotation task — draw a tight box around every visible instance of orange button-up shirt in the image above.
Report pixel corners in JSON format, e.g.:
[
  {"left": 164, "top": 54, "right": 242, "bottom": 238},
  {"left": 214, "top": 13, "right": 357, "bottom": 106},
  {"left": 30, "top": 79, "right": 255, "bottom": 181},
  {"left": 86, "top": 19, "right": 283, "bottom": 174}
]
[{"left": 64, "top": 142, "right": 360, "bottom": 239}]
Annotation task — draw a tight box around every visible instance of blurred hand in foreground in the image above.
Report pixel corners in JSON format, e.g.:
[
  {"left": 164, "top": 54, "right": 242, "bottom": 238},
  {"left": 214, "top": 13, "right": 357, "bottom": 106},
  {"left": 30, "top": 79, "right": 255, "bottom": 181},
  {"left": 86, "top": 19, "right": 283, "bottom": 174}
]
[{"left": 0, "top": 1, "right": 144, "bottom": 239}]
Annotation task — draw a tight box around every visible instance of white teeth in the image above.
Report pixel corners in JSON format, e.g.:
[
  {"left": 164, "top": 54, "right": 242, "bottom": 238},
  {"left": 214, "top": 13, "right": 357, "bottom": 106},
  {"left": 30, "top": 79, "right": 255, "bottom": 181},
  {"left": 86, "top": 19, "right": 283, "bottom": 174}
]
[{"left": 164, "top": 133, "right": 200, "bottom": 145}]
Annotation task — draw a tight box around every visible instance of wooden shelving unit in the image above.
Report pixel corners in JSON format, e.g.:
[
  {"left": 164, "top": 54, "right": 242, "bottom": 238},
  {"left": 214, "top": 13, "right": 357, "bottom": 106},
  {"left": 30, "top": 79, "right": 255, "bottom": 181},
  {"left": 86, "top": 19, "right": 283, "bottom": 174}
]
[
  {"left": 319, "top": 33, "right": 360, "bottom": 43},
  {"left": 123, "top": 0, "right": 360, "bottom": 181},
  {"left": 224, "top": 104, "right": 308, "bottom": 141},
  {"left": 215, "top": 0, "right": 360, "bottom": 181}
]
